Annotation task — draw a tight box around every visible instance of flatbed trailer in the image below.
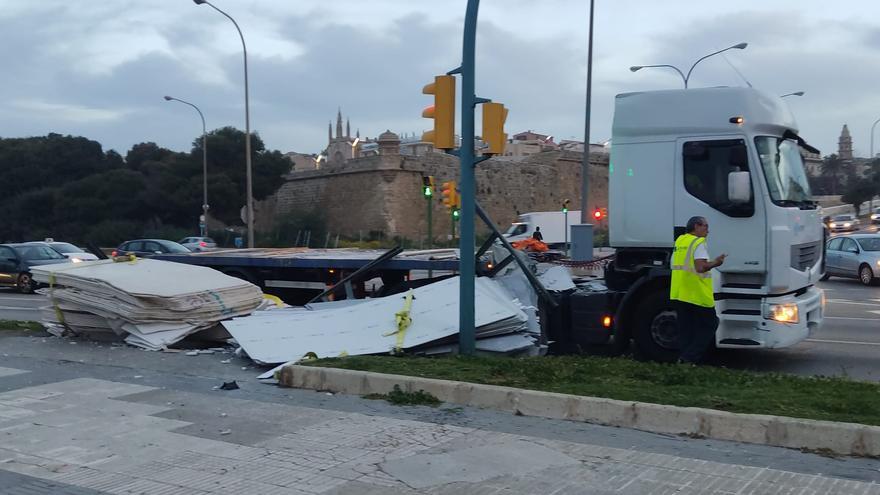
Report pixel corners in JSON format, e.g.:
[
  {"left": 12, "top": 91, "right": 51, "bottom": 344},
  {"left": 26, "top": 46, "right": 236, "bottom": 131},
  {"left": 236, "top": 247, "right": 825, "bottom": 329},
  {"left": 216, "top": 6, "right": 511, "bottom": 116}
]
[{"left": 154, "top": 247, "right": 461, "bottom": 304}]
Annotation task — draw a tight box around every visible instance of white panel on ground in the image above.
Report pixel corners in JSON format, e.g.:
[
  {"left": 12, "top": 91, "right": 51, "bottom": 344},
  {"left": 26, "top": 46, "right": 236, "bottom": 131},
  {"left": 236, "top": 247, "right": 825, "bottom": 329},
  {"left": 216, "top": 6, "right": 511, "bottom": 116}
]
[
  {"left": 31, "top": 259, "right": 262, "bottom": 350},
  {"left": 224, "top": 276, "right": 528, "bottom": 365}
]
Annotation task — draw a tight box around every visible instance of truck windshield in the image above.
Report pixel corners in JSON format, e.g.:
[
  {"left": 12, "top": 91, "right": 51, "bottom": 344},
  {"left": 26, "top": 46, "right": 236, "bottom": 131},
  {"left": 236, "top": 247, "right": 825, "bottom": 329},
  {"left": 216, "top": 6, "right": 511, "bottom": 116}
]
[
  {"left": 505, "top": 223, "right": 527, "bottom": 236},
  {"left": 754, "top": 136, "right": 814, "bottom": 208}
]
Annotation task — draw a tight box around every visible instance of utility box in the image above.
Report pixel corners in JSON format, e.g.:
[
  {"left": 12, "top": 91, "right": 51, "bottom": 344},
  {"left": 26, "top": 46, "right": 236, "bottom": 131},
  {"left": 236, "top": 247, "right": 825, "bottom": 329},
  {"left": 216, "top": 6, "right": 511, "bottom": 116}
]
[{"left": 570, "top": 224, "right": 594, "bottom": 261}]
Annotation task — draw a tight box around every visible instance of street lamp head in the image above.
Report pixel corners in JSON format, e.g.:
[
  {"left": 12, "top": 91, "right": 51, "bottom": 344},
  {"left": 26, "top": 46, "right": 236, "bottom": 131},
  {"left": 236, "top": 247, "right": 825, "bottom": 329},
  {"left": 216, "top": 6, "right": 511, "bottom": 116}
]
[
  {"left": 629, "top": 66, "right": 644, "bottom": 72},
  {"left": 193, "top": 0, "right": 207, "bottom": 4},
  {"left": 732, "top": 42, "right": 748, "bottom": 50},
  {"left": 163, "top": 95, "right": 173, "bottom": 101}
]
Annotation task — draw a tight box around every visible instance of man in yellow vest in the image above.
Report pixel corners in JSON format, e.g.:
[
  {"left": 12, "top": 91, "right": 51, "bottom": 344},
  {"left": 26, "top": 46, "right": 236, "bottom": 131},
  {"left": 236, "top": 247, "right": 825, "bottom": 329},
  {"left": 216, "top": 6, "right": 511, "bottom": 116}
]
[{"left": 671, "top": 216, "right": 726, "bottom": 364}]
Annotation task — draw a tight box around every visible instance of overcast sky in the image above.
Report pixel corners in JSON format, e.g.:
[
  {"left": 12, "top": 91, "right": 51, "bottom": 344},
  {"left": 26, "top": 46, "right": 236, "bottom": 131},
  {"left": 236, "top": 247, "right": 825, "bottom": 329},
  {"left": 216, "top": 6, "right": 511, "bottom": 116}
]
[{"left": 1, "top": 1, "right": 878, "bottom": 158}]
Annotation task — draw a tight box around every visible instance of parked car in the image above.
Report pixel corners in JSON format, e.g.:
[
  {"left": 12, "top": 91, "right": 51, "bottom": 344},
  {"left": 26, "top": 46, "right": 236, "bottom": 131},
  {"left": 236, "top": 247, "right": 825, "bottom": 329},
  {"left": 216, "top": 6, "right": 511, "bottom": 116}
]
[
  {"left": 822, "top": 234, "right": 880, "bottom": 285},
  {"left": 178, "top": 236, "right": 217, "bottom": 252},
  {"left": 0, "top": 243, "right": 71, "bottom": 293},
  {"left": 828, "top": 214, "right": 860, "bottom": 233},
  {"left": 870, "top": 207, "right": 880, "bottom": 225},
  {"left": 112, "top": 239, "right": 191, "bottom": 258},
  {"left": 45, "top": 242, "right": 99, "bottom": 262}
]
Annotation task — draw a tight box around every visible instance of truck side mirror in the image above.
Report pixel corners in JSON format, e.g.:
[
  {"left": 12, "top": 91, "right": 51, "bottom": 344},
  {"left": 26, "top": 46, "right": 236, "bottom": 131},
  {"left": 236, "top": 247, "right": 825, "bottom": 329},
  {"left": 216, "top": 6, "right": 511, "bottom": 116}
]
[{"left": 728, "top": 171, "right": 751, "bottom": 204}]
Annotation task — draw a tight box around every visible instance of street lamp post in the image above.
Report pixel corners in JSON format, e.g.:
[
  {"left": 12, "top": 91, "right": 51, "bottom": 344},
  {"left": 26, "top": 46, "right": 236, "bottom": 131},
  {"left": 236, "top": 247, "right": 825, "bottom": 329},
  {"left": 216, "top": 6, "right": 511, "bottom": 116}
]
[
  {"left": 871, "top": 117, "right": 880, "bottom": 160},
  {"left": 630, "top": 42, "right": 747, "bottom": 88},
  {"left": 580, "top": 0, "right": 595, "bottom": 227},
  {"left": 164, "top": 95, "right": 209, "bottom": 237},
  {"left": 193, "top": 0, "right": 254, "bottom": 248}
]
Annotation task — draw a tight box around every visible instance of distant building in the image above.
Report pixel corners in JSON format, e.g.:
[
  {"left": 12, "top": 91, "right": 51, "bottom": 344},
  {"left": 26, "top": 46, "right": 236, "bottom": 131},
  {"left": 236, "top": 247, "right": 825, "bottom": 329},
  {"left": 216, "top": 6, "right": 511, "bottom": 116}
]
[
  {"left": 283, "top": 152, "right": 317, "bottom": 172},
  {"left": 838, "top": 124, "right": 853, "bottom": 160}
]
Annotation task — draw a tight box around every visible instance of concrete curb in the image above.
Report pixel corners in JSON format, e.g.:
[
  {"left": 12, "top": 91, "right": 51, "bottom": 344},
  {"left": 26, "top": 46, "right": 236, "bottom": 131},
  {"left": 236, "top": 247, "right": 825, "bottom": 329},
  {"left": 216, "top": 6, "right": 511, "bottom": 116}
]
[{"left": 278, "top": 365, "right": 880, "bottom": 458}]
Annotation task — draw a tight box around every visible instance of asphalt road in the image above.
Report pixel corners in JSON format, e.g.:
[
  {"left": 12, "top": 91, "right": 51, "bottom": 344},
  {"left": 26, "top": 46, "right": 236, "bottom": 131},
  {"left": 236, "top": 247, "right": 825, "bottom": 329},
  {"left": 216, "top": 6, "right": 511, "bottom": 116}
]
[{"left": 2, "top": 265, "right": 879, "bottom": 381}]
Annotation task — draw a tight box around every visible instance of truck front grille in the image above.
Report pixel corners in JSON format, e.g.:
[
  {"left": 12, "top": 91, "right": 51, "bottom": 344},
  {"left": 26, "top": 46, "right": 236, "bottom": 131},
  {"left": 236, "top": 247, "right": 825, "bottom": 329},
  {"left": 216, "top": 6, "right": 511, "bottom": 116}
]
[{"left": 790, "top": 241, "right": 821, "bottom": 271}]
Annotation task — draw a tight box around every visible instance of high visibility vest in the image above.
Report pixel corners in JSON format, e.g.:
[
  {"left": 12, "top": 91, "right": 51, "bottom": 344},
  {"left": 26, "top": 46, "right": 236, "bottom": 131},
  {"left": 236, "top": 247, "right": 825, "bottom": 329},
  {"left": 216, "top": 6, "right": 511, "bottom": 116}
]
[{"left": 670, "top": 233, "right": 714, "bottom": 308}]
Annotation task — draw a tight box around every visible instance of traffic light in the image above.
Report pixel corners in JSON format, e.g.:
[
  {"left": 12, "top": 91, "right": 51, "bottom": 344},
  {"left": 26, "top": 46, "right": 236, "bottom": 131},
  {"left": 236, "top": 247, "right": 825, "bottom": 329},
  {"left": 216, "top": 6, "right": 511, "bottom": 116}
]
[
  {"left": 441, "top": 181, "right": 457, "bottom": 210},
  {"left": 482, "top": 102, "right": 508, "bottom": 155},
  {"left": 422, "top": 75, "right": 456, "bottom": 150},
  {"left": 452, "top": 208, "right": 460, "bottom": 220},
  {"left": 562, "top": 199, "right": 571, "bottom": 214},
  {"left": 593, "top": 208, "right": 602, "bottom": 220},
  {"left": 422, "top": 176, "right": 435, "bottom": 198}
]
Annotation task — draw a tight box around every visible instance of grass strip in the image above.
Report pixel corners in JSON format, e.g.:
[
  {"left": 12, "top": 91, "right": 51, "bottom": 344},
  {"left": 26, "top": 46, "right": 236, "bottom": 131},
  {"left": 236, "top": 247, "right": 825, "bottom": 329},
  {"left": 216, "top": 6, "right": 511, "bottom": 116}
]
[
  {"left": 305, "top": 355, "right": 880, "bottom": 426},
  {"left": 0, "top": 320, "right": 43, "bottom": 332}
]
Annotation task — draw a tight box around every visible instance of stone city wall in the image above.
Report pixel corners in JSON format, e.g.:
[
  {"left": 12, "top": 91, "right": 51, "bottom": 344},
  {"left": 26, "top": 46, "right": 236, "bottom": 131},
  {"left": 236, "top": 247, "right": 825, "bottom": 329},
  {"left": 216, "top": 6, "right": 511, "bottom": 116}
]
[{"left": 256, "top": 150, "right": 609, "bottom": 242}]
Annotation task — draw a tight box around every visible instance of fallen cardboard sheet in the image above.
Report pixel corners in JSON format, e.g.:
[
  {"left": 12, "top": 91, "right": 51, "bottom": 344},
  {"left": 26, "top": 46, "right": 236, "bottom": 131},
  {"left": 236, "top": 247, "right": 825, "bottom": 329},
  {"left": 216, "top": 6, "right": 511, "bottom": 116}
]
[
  {"left": 32, "top": 259, "right": 262, "bottom": 350},
  {"left": 225, "top": 276, "right": 527, "bottom": 365}
]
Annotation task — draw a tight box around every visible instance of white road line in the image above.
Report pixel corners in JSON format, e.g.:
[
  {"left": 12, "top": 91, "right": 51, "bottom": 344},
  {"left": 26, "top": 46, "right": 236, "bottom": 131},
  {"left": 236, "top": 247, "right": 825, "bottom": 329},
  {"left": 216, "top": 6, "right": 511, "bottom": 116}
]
[
  {"left": 0, "top": 306, "right": 39, "bottom": 311},
  {"left": 824, "top": 316, "right": 880, "bottom": 321},
  {"left": 807, "top": 338, "right": 880, "bottom": 347},
  {"left": 826, "top": 299, "right": 880, "bottom": 307}
]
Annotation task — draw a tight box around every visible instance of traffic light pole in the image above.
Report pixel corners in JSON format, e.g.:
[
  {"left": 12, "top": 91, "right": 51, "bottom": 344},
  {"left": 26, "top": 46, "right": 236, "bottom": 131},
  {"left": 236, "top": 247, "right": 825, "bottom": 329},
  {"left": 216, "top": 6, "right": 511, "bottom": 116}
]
[
  {"left": 452, "top": 0, "right": 480, "bottom": 356},
  {"left": 426, "top": 195, "right": 433, "bottom": 249}
]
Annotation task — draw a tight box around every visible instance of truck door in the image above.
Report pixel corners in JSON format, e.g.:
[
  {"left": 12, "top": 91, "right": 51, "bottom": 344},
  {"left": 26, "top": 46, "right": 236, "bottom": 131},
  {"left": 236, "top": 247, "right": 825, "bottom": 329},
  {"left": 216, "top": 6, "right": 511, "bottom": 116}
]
[{"left": 674, "top": 137, "right": 765, "bottom": 289}]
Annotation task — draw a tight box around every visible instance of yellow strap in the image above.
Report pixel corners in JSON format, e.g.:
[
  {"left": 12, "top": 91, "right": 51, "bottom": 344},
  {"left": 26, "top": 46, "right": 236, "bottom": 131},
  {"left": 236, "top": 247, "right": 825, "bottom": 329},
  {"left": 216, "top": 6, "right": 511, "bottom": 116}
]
[
  {"left": 48, "top": 273, "right": 65, "bottom": 325},
  {"left": 262, "top": 294, "right": 285, "bottom": 307},
  {"left": 382, "top": 289, "right": 414, "bottom": 353}
]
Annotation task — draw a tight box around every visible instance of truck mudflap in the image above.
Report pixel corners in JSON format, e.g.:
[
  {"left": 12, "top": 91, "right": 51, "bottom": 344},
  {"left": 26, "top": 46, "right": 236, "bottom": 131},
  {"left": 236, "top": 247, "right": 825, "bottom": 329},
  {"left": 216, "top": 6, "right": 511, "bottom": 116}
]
[{"left": 716, "top": 286, "right": 823, "bottom": 349}]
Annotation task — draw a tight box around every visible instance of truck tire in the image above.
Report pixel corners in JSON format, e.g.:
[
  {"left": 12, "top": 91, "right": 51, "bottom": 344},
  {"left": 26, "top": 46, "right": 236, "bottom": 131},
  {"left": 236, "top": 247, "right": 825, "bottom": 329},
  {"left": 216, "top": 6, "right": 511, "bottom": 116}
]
[{"left": 632, "top": 289, "right": 679, "bottom": 362}]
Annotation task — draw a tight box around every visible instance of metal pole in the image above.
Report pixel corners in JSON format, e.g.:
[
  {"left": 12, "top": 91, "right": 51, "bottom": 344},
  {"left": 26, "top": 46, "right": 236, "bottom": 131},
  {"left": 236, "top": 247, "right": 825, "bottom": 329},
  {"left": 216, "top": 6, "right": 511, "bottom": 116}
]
[
  {"left": 427, "top": 196, "right": 433, "bottom": 249},
  {"left": 196, "top": 1, "right": 254, "bottom": 248},
  {"left": 457, "top": 0, "right": 480, "bottom": 355},
  {"left": 164, "top": 96, "right": 208, "bottom": 237},
  {"left": 580, "top": 0, "right": 595, "bottom": 224},
  {"left": 564, "top": 212, "right": 569, "bottom": 256},
  {"left": 871, "top": 118, "right": 880, "bottom": 161}
]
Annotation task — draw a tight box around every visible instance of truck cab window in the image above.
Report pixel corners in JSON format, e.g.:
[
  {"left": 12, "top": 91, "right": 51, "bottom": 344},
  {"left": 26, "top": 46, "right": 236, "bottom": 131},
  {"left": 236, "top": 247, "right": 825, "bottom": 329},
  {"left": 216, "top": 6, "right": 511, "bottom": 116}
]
[{"left": 682, "top": 139, "right": 754, "bottom": 217}]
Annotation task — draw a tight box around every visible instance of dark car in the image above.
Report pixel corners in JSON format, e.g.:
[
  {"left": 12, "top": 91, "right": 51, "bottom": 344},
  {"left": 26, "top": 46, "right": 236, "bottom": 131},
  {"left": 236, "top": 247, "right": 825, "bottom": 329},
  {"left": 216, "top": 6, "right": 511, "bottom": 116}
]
[
  {"left": 112, "top": 239, "right": 191, "bottom": 258},
  {"left": 0, "top": 243, "right": 71, "bottom": 293}
]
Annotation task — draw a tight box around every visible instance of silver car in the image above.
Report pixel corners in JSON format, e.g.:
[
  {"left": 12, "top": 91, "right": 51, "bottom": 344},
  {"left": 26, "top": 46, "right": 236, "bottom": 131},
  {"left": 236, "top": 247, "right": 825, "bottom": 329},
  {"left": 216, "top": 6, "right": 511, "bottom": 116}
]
[
  {"left": 178, "top": 236, "right": 217, "bottom": 252},
  {"left": 823, "top": 234, "right": 880, "bottom": 285}
]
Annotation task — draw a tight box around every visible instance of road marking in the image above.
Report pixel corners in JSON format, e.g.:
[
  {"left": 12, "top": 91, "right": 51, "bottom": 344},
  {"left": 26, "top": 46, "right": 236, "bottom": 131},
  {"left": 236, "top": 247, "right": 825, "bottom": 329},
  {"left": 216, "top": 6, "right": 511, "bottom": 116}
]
[
  {"left": 807, "top": 338, "right": 880, "bottom": 347},
  {"left": 824, "top": 316, "right": 880, "bottom": 321},
  {"left": 826, "top": 299, "right": 880, "bottom": 307},
  {"left": 0, "top": 306, "right": 39, "bottom": 310}
]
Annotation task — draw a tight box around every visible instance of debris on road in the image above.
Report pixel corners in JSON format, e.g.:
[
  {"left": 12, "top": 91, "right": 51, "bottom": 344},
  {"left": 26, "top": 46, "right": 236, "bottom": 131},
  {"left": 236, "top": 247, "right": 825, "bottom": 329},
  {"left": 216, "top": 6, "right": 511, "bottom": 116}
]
[
  {"left": 218, "top": 381, "right": 239, "bottom": 390},
  {"left": 224, "top": 276, "right": 533, "bottom": 374},
  {"left": 31, "top": 258, "right": 263, "bottom": 351}
]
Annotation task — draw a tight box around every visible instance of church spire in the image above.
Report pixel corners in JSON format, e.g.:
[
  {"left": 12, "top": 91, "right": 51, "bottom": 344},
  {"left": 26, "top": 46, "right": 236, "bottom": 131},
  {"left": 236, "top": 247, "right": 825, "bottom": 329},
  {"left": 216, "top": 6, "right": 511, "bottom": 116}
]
[
  {"left": 328, "top": 121, "right": 332, "bottom": 142},
  {"left": 336, "top": 107, "right": 343, "bottom": 139},
  {"left": 346, "top": 118, "right": 351, "bottom": 139}
]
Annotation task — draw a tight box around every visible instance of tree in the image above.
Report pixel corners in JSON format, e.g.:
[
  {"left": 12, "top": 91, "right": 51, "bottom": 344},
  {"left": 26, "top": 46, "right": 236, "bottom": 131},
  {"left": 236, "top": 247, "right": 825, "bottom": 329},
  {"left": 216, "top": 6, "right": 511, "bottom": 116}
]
[
  {"left": 820, "top": 154, "right": 844, "bottom": 195},
  {"left": 841, "top": 179, "right": 875, "bottom": 216}
]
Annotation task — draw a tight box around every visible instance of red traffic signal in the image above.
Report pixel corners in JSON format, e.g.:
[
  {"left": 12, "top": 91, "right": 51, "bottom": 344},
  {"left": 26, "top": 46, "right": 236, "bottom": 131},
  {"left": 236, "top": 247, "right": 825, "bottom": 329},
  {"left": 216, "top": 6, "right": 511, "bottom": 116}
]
[{"left": 593, "top": 209, "right": 602, "bottom": 220}]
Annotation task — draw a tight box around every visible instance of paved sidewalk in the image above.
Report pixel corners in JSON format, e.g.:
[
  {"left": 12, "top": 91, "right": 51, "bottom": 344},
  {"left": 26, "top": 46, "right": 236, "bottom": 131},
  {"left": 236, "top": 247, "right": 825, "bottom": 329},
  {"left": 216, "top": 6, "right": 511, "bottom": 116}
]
[{"left": 0, "top": 367, "right": 878, "bottom": 494}]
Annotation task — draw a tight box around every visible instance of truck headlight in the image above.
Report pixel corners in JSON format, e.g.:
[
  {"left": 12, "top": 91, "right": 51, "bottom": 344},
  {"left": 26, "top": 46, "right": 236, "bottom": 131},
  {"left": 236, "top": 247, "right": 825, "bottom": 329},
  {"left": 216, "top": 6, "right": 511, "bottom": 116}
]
[
  {"left": 872, "top": 214, "right": 879, "bottom": 220},
  {"left": 830, "top": 223, "right": 837, "bottom": 227},
  {"left": 765, "top": 303, "right": 798, "bottom": 323},
  {"left": 843, "top": 222, "right": 851, "bottom": 227}
]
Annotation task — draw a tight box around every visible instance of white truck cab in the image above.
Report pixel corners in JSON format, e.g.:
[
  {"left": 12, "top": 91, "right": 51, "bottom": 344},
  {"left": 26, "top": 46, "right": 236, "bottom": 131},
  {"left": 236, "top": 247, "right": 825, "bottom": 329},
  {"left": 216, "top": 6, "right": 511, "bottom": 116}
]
[{"left": 595, "top": 87, "right": 823, "bottom": 360}]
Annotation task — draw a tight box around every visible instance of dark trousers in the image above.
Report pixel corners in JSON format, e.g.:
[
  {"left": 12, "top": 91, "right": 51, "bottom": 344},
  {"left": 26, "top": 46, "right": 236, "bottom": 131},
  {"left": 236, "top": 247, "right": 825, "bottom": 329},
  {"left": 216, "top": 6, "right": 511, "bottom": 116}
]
[{"left": 674, "top": 301, "right": 719, "bottom": 364}]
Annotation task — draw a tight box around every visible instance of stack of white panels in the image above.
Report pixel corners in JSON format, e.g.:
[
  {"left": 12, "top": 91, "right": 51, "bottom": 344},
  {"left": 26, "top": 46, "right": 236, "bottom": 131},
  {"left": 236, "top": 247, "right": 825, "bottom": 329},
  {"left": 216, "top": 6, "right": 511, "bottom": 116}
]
[
  {"left": 32, "top": 259, "right": 263, "bottom": 350},
  {"left": 225, "top": 276, "right": 529, "bottom": 365}
]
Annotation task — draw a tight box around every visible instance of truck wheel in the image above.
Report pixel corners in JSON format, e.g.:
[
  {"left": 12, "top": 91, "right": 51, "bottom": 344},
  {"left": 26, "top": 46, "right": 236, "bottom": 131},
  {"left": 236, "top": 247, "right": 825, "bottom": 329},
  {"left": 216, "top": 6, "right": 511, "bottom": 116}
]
[{"left": 633, "top": 289, "right": 679, "bottom": 362}]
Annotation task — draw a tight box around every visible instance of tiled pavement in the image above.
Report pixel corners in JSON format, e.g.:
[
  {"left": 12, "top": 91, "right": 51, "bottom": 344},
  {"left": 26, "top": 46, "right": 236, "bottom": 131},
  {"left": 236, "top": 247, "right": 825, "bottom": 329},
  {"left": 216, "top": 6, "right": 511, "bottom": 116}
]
[{"left": 0, "top": 371, "right": 877, "bottom": 494}]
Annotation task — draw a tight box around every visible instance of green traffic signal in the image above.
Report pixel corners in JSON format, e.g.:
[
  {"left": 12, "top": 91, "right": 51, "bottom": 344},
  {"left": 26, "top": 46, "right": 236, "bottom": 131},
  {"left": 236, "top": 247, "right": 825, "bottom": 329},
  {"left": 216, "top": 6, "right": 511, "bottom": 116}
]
[
  {"left": 424, "top": 186, "right": 433, "bottom": 197},
  {"left": 562, "top": 208, "right": 568, "bottom": 213},
  {"left": 452, "top": 209, "right": 460, "bottom": 220}
]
